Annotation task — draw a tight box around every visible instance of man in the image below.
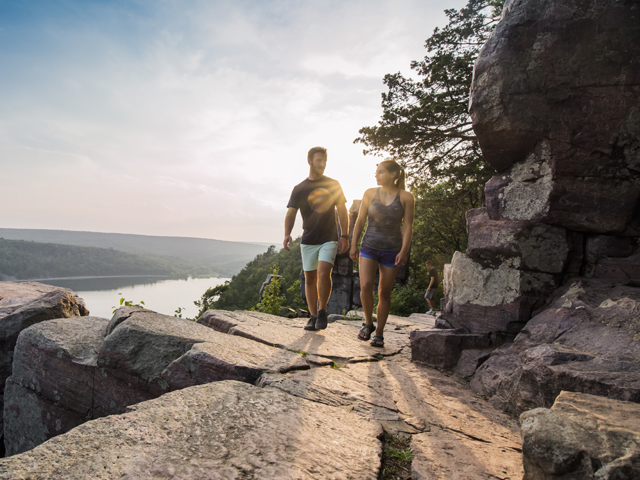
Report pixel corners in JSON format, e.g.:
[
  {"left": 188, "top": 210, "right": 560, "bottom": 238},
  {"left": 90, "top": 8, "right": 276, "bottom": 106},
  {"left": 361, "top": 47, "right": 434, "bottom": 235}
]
[
  {"left": 425, "top": 261, "right": 438, "bottom": 315},
  {"left": 284, "top": 147, "right": 349, "bottom": 330}
]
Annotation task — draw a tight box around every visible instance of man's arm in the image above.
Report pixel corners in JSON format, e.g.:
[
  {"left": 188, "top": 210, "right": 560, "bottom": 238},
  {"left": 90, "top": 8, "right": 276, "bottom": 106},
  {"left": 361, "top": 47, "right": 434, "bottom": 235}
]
[
  {"left": 283, "top": 207, "right": 297, "bottom": 251},
  {"left": 336, "top": 202, "right": 349, "bottom": 254}
]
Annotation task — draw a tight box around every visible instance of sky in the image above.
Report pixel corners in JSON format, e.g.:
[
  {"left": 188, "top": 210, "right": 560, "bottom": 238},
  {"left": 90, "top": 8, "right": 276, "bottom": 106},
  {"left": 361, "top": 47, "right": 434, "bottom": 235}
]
[{"left": 0, "top": 0, "right": 464, "bottom": 244}]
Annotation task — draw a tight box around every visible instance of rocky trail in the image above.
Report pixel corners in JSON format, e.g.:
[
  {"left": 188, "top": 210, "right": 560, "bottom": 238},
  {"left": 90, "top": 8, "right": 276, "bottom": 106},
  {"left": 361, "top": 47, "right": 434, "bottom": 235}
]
[{"left": 0, "top": 294, "right": 524, "bottom": 479}]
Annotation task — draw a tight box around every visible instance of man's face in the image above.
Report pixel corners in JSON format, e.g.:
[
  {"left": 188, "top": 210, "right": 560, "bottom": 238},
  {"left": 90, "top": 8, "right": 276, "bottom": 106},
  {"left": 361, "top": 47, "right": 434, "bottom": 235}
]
[{"left": 308, "top": 153, "right": 327, "bottom": 176}]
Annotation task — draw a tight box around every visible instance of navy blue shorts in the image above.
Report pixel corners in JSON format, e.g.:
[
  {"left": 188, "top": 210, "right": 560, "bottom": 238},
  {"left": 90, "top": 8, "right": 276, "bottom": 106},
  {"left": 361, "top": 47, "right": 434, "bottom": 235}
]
[{"left": 360, "top": 245, "right": 399, "bottom": 268}]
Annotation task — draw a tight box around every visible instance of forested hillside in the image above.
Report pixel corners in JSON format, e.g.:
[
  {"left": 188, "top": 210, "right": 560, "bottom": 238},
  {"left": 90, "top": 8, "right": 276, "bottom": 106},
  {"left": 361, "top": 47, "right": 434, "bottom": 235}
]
[
  {"left": 0, "top": 229, "right": 269, "bottom": 277},
  {"left": 195, "top": 240, "right": 304, "bottom": 315},
  {"left": 0, "top": 238, "right": 207, "bottom": 280}
]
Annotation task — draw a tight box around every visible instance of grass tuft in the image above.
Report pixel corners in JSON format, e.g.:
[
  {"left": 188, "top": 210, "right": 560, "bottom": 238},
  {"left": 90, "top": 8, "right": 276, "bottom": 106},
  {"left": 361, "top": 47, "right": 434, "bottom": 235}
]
[{"left": 379, "top": 432, "right": 414, "bottom": 480}]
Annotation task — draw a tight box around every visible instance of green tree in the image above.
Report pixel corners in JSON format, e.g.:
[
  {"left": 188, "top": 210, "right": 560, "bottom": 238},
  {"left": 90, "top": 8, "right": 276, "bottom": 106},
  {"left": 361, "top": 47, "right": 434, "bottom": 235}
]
[
  {"left": 253, "top": 267, "right": 284, "bottom": 315},
  {"left": 194, "top": 282, "right": 230, "bottom": 318},
  {"left": 355, "top": 0, "right": 504, "bottom": 315},
  {"left": 355, "top": 0, "right": 503, "bottom": 188}
]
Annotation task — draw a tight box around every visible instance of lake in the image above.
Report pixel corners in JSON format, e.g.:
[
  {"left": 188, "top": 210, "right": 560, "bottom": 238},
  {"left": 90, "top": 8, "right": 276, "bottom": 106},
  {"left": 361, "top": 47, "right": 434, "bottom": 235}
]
[{"left": 36, "top": 276, "right": 231, "bottom": 320}]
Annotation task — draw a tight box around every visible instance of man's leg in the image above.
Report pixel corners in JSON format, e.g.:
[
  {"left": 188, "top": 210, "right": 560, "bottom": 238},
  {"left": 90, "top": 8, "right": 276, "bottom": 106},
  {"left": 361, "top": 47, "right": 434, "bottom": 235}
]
[
  {"left": 314, "top": 241, "right": 339, "bottom": 330},
  {"left": 304, "top": 269, "right": 319, "bottom": 318},
  {"left": 426, "top": 296, "right": 435, "bottom": 312},
  {"left": 317, "top": 260, "right": 333, "bottom": 312},
  {"left": 314, "top": 260, "right": 333, "bottom": 329}
]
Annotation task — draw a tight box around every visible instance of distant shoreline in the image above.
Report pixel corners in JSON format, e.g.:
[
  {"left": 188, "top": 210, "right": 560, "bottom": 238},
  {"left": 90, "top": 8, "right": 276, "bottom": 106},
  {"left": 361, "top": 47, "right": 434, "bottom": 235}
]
[{"left": 18, "top": 275, "right": 223, "bottom": 282}]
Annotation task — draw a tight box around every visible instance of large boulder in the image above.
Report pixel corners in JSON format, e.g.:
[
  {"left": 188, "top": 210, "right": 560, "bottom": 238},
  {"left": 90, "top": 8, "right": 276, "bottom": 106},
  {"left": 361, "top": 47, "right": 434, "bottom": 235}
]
[
  {"left": 470, "top": 0, "right": 640, "bottom": 233},
  {"left": 0, "top": 381, "right": 383, "bottom": 479},
  {"left": 466, "top": 208, "right": 570, "bottom": 273},
  {"left": 443, "top": 251, "right": 559, "bottom": 334},
  {"left": 520, "top": 391, "right": 640, "bottom": 479},
  {"left": 0, "top": 282, "right": 88, "bottom": 456},
  {"left": 0, "top": 282, "right": 89, "bottom": 383},
  {"left": 471, "top": 279, "right": 640, "bottom": 415},
  {"left": 4, "top": 307, "right": 309, "bottom": 455}
]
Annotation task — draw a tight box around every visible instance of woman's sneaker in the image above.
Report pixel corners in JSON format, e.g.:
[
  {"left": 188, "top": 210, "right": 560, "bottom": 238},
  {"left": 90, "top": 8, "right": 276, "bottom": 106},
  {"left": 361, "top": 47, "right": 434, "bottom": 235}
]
[
  {"left": 304, "top": 316, "right": 316, "bottom": 331},
  {"left": 315, "top": 309, "right": 328, "bottom": 330}
]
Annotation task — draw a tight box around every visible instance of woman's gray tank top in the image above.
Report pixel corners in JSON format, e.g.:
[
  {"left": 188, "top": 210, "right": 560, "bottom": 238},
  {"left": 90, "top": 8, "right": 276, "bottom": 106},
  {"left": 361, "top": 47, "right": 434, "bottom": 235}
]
[{"left": 361, "top": 188, "right": 404, "bottom": 251}]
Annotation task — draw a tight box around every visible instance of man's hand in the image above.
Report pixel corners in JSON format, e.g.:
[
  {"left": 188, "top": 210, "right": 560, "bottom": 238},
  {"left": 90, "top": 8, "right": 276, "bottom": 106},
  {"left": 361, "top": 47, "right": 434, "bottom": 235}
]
[
  {"left": 283, "top": 235, "right": 293, "bottom": 251},
  {"left": 338, "top": 237, "right": 349, "bottom": 254}
]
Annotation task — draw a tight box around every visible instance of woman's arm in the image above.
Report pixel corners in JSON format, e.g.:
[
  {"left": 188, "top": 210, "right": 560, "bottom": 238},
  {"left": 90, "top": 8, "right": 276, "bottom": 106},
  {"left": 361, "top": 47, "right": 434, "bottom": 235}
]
[
  {"left": 349, "top": 189, "right": 375, "bottom": 262},
  {"left": 395, "top": 191, "right": 415, "bottom": 266}
]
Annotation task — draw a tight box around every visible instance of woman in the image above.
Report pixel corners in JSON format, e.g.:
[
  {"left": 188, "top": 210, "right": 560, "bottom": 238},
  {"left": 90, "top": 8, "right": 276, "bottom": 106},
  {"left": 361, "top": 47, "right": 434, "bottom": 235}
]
[{"left": 349, "top": 160, "right": 415, "bottom": 347}]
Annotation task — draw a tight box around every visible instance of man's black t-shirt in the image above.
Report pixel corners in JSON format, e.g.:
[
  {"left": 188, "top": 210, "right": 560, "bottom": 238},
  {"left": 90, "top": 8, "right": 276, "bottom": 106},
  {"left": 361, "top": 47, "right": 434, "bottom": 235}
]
[
  {"left": 287, "top": 176, "right": 346, "bottom": 245},
  {"left": 428, "top": 267, "right": 439, "bottom": 289}
]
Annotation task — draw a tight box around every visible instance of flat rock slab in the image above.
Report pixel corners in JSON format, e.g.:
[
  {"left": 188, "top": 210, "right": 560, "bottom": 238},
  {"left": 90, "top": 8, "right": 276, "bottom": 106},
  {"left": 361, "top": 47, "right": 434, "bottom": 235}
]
[
  {"left": 521, "top": 391, "right": 640, "bottom": 479},
  {"left": 0, "top": 380, "right": 383, "bottom": 480},
  {"left": 343, "top": 351, "right": 524, "bottom": 479},
  {"left": 258, "top": 366, "right": 398, "bottom": 413},
  {"left": 198, "top": 310, "right": 404, "bottom": 361},
  {"left": 261, "top": 348, "right": 524, "bottom": 479}
]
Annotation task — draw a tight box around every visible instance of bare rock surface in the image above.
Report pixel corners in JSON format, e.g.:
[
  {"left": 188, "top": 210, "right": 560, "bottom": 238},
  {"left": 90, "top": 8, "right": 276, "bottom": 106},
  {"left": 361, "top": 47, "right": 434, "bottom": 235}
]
[
  {"left": 471, "top": 280, "right": 640, "bottom": 415},
  {"left": 410, "top": 330, "right": 493, "bottom": 370},
  {"left": 259, "top": 347, "right": 524, "bottom": 479},
  {"left": 3, "top": 309, "right": 524, "bottom": 478},
  {"left": 444, "top": 251, "right": 559, "bottom": 334},
  {"left": 0, "top": 380, "right": 383, "bottom": 479},
  {"left": 197, "top": 309, "right": 404, "bottom": 361},
  {"left": 466, "top": 211, "right": 570, "bottom": 274},
  {"left": 5, "top": 308, "right": 309, "bottom": 454},
  {"left": 470, "top": 0, "right": 640, "bottom": 233},
  {"left": 350, "top": 350, "right": 524, "bottom": 479},
  {"left": 521, "top": 391, "right": 640, "bottom": 479},
  {"left": 0, "top": 281, "right": 89, "bottom": 456}
]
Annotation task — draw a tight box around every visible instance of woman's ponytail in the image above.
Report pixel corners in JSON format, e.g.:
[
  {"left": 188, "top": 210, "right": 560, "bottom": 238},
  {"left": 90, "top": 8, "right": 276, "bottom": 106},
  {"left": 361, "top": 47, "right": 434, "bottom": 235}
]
[{"left": 379, "top": 160, "right": 406, "bottom": 190}]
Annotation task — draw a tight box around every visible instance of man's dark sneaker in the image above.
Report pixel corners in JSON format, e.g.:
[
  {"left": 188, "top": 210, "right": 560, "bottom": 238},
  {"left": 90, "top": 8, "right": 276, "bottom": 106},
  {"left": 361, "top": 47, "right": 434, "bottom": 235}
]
[
  {"left": 315, "top": 309, "right": 328, "bottom": 330},
  {"left": 304, "top": 316, "right": 316, "bottom": 331}
]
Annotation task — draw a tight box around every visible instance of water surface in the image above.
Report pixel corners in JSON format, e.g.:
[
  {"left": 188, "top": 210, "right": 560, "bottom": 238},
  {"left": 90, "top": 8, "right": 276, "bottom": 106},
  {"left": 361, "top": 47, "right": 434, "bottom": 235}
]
[{"left": 38, "top": 276, "right": 230, "bottom": 320}]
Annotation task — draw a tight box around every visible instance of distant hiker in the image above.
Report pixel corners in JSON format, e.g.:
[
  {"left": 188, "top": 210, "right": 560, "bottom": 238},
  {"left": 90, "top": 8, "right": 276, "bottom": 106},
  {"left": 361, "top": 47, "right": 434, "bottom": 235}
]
[
  {"left": 425, "top": 261, "right": 438, "bottom": 314},
  {"left": 284, "top": 146, "right": 349, "bottom": 331},
  {"left": 350, "top": 160, "right": 414, "bottom": 347}
]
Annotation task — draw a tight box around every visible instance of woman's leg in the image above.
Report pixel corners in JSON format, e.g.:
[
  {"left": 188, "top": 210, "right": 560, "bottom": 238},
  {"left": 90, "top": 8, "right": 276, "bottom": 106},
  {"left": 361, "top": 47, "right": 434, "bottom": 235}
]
[
  {"left": 358, "top": 256, "right": 379, "bottom": 327},
  {"left": 375, "top": 264, "right": 400, "bottom": 337}
]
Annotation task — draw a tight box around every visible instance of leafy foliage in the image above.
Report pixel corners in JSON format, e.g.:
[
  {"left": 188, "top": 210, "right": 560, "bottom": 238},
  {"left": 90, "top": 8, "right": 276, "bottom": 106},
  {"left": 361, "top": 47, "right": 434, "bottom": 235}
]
[
  {"left": 205, "top": 239, "right": 305, "bottom": 313},
  {"left": 354, "top": 0, "right": 504, "bottom": 314},
  {"left": 355, "top": 0, "right": 503, "bottom": 188},
  {"left": 253, "top": 267, "right": 284, "bottom": 315},
  {"left": 194, "top": 282, "right": 230, "bottom": 318},
  {"left": 111, "top": 293, "right": 145, "bottom": 314}
]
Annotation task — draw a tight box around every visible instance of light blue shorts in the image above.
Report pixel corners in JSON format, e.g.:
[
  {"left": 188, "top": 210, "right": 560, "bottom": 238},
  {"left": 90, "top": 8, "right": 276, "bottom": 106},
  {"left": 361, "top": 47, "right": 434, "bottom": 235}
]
[{"left": 300, "top": 241, "right": 339, "bottom": 271}]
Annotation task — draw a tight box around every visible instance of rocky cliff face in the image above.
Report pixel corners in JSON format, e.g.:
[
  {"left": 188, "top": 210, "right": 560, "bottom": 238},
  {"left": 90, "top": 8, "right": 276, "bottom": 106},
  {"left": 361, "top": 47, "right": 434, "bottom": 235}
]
[{"left": 427, "top": 0, "right": 640, "bottom": 416}]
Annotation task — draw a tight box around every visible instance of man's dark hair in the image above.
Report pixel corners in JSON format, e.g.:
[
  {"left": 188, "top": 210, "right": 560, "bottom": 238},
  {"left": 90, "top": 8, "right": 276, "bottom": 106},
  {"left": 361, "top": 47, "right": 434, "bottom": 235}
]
[{"left": 307, "top": 146, "right": 327, "bottom": 161}]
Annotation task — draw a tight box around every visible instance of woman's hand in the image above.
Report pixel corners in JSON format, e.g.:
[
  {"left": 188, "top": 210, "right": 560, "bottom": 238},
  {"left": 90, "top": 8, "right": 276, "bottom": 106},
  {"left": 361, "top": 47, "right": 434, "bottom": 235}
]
[
  {"left": 395, "top": 251, "right": 408, "bottom": 267},
  {"left": 349, "top": 247, "right": 359, "bottom": 263}
]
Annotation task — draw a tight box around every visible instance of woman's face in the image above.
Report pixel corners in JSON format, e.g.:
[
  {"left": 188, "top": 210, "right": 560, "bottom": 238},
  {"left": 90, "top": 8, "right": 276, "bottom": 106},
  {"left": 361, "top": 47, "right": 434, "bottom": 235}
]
[{"left": 375, "top": 165, "right": 396, "bottom": 186}]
